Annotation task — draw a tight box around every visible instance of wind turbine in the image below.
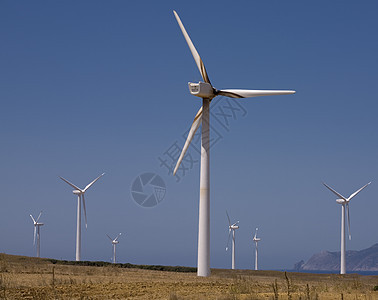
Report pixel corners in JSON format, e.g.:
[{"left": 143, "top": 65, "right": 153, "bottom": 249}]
[
  {"left": 252, "top": 228, "right": 261, "bottom": 270},
  {"left": 30, "top": 211, "right": 44, "bottom": 258},
  {"left": 107, "top": 233, "right": 121, "bottom": 264},
  {"left": 60, "top": 173, "right": 105, "bottom": 261},
  {"left": 172, "top": 10, "right": 295, "bottom": 276},
  {"left": 323, "top": 181, "right": 371, "bottom": 274},
  {"left": 225, "top": 211, "right": 239, "bottom": 270}
]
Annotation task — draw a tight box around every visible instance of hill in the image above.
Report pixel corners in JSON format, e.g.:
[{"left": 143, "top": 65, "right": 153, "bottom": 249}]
[{"left": 294, "top": 243, "right": 378, "bottom": 271}]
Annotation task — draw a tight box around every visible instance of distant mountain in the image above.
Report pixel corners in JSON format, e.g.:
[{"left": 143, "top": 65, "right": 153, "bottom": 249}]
[{"left": 294, "top": 243, "right": 378, "bottom": 271}]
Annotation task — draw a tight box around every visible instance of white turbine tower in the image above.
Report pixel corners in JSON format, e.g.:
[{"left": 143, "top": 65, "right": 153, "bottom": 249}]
[
  {"left": 323, "top": 181, "right": 371, "bottom": 274},
  {"left": 30, "top": 211, "right": 44, "bottom": 258},
  {"left": 60, "top": 173, "right": 105, "bottom": 261},
  {"left": 225, "top": 211, "right": 239, "bottom": 270},
  {"left": 107, "top": 233, "right": 121, "bottom": 264},
  {"left": 252, "top": 228, "right": 261, "bottom": 270},
  {"left": 172, "top": 10, "right": 295, "bottom": 277}
]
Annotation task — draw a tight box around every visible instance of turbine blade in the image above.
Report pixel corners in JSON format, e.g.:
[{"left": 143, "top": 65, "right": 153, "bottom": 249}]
[
  {"left": 84, "top": 173, "right": 105, "bottom": 192},
  {"left": 218, "top": 89, "right": 296, "bottom": 99},
  {"left": 36, "top": 211, "right": 42, "bottom": 223},
  {"left": 173, "top": 107, "right": 202, "bottom": 175},
  {"left": 106, "top": 234, "right": 113, "bottom": 241},
  {"left": 33, "top": 226, "right": 36, "bottom": 245},
  {"left": 225, "top": 230, "right": 231, "bottom": 251},
  {"left": 347, "top": 203, "right": 351, "bottom": 240},
  {"left": 173, "top": 10, "right": 211, "bottom": 84},
  {"left": 82, "top": 194, "right": 87, "bottom": 229},
  {"left": 322, "top": 182, "right": 347, "bottom": 201},
  {"left": 347, "top": 182, "right": 371, "bottom": 201},
  {"left": 30, "top": 214, "right": 36, "bottom": 224},
  {"left": 60, "top": 176, "right": 82, "bottom": 191},
  {"left": 226, "top": 211, "right": 231, "bottom": 226},
  {"left": 114, "top": 233, "right": 121, "bottom": 241}
]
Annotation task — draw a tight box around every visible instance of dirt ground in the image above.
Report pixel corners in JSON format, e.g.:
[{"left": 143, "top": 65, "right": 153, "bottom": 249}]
[{"left": 0, "top": 254, "right": 377, "bottom": 299}]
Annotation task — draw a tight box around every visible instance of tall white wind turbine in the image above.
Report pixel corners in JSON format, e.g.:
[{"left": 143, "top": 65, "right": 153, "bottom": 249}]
[
  {"left": 252, "top": 228, "right": 261, "bottom": 270},
  {"left": 225, "top": 211, "right": 239, "bottom": 270},
  {"left": 60, "top": 173, "right": 105, "bottom": 261},
  {"left": 172, "top": 10, "right": 295, "bottom": 277},
  {"left": 323, "top": 181, "right": 371, "bottom": 274},
  {"left": 30, "top": 211, "right": 44, "bottom": 258},
  {"left": 107, "top": 233, "right": 121, "bottom": 264}
]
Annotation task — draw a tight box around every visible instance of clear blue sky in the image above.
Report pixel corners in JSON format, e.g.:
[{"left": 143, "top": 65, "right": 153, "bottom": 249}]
[{"left": 1, "top": 0, "right": 377, "bottom": 270}]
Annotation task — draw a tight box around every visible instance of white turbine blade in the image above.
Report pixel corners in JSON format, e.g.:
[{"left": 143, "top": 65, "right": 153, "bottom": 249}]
[
  {"left": 33, "top": 226, "right": 36, "bottom": 245},
  {"left": 347, "top": 182, "right": 371, "bottom": 201},
  {"left": 226, "top": 211, "right": 231, "bottom": 226},
  {"left": 60, "top": 176, "right": 82, "bottom": 192},
  {"left": 82, "top": 194, "right": 87, "bottom": 229},
  {"left": 254, "top": 228, "right": 258, "bottom": 239},
  {"left": 84, "top": 173, "right": 105, "bottom": 192},
  {"left": 322, "top": 182, "right": 347, "bottom": 201},
  {"left": 106, "top": 234, "right": 113, "bottom": 241},
  {"left": 114, "top": 233, "right": 121, "bottom": 241},
  {"left": 173, "top": 107, "right": 202, "bottom": 175},
  {"left": 218, "top": 89, "right": 295, "bottom": 99},
  {"left": 225, "top": 230, "right": 231, "bottom": 251},
  {"left": 30, "top": 214, "right": 36, "bottom": 224},
  {"left": 36, "top": 211, "right": 42, "bottom": 223},
  {"left": 347, "top": 203, "right": 351, "bottom": 240},
  {"left": 173, "top": 10, "right": 211, "bottom": 84}
]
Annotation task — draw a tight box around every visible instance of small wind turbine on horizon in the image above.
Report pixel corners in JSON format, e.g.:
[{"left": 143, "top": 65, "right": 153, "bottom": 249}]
[
  {"left": 225, "top": 211, "right": 239, "bottom": 270},
  {"left": 60, "top": 173, "right": 105, "bottom": 261},
  {"left": 107, "top": 233, "right": 121, "bottom": 264},
  {"left": 252, "top": 228, "right": 261, "bottom": 271},
  {"left": 323, "top": 181, "right": 371, "bottom": 274},
  {"left": 30, "top": 211, "right": 44, "bottom": 258},
  {"left": 172, "top": 10, "right": 295, "bottom": 277}
]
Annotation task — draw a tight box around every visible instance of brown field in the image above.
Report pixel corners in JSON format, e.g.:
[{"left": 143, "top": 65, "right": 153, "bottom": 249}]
[{"left": 0, "top": 253, "right": 377, "bottom": 299}]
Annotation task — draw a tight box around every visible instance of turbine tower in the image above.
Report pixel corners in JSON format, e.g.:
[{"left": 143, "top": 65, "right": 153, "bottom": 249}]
[
  {"left": 30, "top": 211, "right": 44, "bottom": 258},
  {"left": 60, "top": 173, "right": 105, "bottom": 261},
  {"left": 107, "top": 233, "right": 121, "bottom": 264},
  {"left": 225, "top": 211, "right": 239, "bottom": 270},
  {"left": 253, "top": 228, "right": 261, "bottom": 270},
  {"left": 323, "top": 181, "right": 370, "bottom": 274},
  {"left": 172, "top": 10, "right": 295, "bottom": 277}
]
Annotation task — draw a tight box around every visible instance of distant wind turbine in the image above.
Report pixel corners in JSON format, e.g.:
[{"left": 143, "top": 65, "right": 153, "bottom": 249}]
[
  {"left": 252, "top": 228, "right": 261, "bottom": 270},
  {"left": 30, "top": 211, "right": 44, "bottom": 258},
  {"left": 107, "top": 233, "right": 121, "bottom": 264},
  {"left": 172, "top": 10, "right": 295, "bottom": 277},
  {"left": 225, "top": 211, "right": 239, "bottom": 270},
  {"left": 323, "top": 181, "right": 371, "bottom": 274},
  {"left": 60, "top": 173, "right": 105, "bottom": 261}
]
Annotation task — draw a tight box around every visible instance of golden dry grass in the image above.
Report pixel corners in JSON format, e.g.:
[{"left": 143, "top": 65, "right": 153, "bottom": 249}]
[{"left": 0, "top": 253, "right": 377, "bottom": 299}]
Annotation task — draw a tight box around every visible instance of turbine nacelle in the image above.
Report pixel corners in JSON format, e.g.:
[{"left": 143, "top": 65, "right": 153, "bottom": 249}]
[
  {"left": 230, "top": 224, "right": 239, "bottom": 230},
  {"left": 73, "top": 190, "right": 82, "bottom": 195},
  {"left": 188, "top": 82, "right": 215, "bottom": 99},
  {"left": 336, "top": 199, "right": 346, "bottom": 204}
]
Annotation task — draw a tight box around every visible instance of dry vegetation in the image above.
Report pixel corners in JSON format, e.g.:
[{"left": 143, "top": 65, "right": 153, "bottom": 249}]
[{"left": 0, "top": 253, "right": 377, "bottom": 299}]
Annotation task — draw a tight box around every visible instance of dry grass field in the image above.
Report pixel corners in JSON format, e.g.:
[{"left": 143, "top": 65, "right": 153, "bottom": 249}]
[{"left": 0, "top": 253, "right": 377, "bottom": 299}]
